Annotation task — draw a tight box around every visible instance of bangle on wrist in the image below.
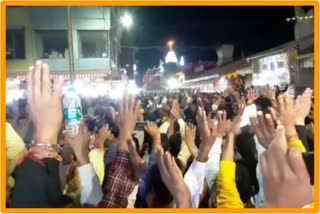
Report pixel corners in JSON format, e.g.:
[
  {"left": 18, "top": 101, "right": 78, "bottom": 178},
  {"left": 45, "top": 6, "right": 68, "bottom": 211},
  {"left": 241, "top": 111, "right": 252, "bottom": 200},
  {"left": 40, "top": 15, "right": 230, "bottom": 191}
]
[
  {"left": 28, "top": 142, "right": 62, "bottom": 162},
  {"left": 29, "top": 142, "right": 61, "bottom": 152}
]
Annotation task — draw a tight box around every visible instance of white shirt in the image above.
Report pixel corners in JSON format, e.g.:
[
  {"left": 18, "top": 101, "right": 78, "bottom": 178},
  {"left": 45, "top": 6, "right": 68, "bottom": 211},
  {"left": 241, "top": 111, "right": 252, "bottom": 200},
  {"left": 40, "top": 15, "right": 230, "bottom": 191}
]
[
  {"left": 253, "top": 135, "right": 266, "bottom": 208},
  {"left": 184, "top": 160, "right": 207, "bottom": 208},
  {"left": 78, "top": 163, "right": 103, "bottom": 206},
  {"left": 127, "top": 185, "right": 139, "bottom": 208},
  {"left": 205, "top": 138, "right": 223, "bottom": 188},
  {"left": 159, "top": 118, "right": 185, "bottom": 136}
]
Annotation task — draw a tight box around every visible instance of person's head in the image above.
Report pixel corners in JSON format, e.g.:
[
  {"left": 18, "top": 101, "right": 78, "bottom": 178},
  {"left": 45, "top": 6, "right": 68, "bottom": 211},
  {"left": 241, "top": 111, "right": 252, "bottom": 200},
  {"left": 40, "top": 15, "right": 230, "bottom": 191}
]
[
  {"left": 169, "top": 133, "right": 182, "bottom": 157},
  {"left": 235, "top": 132, "right": 257, "bottom": 161},
  {"left": 254, "top": 96, "right": 272, "bottom": 113},
  {"left": 105, "top": 106, "right": 116, "bottom": 123},
  {"left": 146, "top": 165, "right": 174, "bottom": 208},
  {"left": 180, "top": 97, "right": 188, "bottom": 109},
  {"left": 94, "top": 107, "right": 106, "bottom": 122},
  {"left": 160, "top": 103, "right": 170, "bottom": 118}
]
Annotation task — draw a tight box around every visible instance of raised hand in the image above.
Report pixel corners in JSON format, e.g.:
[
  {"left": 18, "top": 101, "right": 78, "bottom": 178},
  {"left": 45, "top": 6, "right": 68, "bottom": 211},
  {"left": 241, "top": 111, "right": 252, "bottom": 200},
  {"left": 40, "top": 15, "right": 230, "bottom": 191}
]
[
  {"left": 197, "top": 109, "right": 227, "bottom": 162},
  {"left": 184, "top": 123, "right": 198, "bottom": 158},
  {"left": 250, "top": 111, "right": 276, "bottom": 149},
  {"left": 197, "top": 107, "right": 213, "bottom": 142},
  {"left": 277, "top": 95, "right": 299, "bottom": 142},
  {"left": 144, "top": 121, "right": 161, "bottom": 150},
  {"left": 170, "top": 99, "right": 181, "bottom": 120},
  {"left": 295, "top": 88, "right": 312, "bottom": 125},
  {"left": 266, "top": 85, "right": 276, "bottom": 99},
  {"left": 230, "top": 102, "right": 245, "bottom": 136},
  {"left": 26, "top": 60, "right": 64, "bottom": 145},
  {"left": 221, "top": 132, "right": 235, "bottom": 161},
  {"left": 156, "top": 147, "right": 191, "bottom": 208},
  {"left": 266, "top": 84, "right": 278, "bottom": 109},
  {"left": 145, "top": 121, "right": 160, "bottom": 139},
  {"left": 65, "top": 121, "right": 90, "bottom": 166},
  {"left": 247, "top": 88, "right": 258, "bottom": 105},
  {"left": 96, "top": 124, "right": 111, "bottom": 149},
  {"left": 261, "top": 126, "right": 313, "bottom": 208},
  {"left": 216, "top": 111, "right": 228, "bottom": 138},
  {"left": 127, "top": 140, "right": 147, "bottom": 182},
  {"left": 118, "top": 94, "right": 140, "bottom": 152}
]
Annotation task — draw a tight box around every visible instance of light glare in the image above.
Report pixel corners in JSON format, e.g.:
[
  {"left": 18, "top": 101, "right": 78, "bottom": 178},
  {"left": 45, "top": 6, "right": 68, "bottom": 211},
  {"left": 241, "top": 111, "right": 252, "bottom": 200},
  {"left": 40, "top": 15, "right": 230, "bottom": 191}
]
[{"left": 120, "top": 13, "right": 133, "bottom": 28}]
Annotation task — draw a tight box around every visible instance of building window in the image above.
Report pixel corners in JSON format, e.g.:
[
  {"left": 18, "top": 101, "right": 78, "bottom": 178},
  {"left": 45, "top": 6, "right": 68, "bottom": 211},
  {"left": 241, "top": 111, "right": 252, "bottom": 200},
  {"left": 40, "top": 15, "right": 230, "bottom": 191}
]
[
  {"left": 6, "top": 29, "right": 25, "bottom": 60},
  {"left": 78, "top": 30, "right": 108, "bottom": 58},
  {"left": 35, "top": 30, "right": 68, "bottom": 59}
]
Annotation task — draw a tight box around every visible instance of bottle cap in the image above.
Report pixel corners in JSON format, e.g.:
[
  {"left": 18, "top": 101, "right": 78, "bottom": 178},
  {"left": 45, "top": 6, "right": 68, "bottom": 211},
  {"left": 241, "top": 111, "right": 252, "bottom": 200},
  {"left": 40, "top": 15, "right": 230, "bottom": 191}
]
[{"left": 67, "top": 87, "right": 76, "bottom": 92}]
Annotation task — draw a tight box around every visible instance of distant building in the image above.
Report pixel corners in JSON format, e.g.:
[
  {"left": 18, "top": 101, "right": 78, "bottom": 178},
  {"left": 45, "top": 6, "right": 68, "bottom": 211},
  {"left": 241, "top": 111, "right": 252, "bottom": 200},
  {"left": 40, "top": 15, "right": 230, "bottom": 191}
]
[
  {"left": 6, "top": 6, "right": 121, "bottom": 79},
  {"left": 294, "top": 8, "right": 314, "bottom": 94}
]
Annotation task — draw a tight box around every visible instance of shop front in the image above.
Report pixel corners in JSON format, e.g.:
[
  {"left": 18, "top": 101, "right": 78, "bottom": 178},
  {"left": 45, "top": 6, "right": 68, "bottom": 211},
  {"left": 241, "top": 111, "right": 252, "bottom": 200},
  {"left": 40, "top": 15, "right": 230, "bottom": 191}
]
[{"left": 248, "top": 42, "right": 298, "bottom": 95}]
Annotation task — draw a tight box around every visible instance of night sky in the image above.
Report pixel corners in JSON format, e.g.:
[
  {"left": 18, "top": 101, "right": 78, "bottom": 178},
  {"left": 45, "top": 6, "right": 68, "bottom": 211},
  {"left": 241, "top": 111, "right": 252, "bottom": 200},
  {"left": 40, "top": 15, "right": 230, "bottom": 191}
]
[{"left": 120, "top": 6, "right": 313, "bottom": 75}]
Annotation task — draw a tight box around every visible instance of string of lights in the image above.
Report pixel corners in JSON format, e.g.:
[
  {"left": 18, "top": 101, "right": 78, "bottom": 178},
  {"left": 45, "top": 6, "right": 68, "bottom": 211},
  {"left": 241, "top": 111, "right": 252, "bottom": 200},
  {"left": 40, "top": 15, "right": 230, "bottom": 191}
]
[{"left": 286, "top": 15, "right": 313, "bottom": 22}]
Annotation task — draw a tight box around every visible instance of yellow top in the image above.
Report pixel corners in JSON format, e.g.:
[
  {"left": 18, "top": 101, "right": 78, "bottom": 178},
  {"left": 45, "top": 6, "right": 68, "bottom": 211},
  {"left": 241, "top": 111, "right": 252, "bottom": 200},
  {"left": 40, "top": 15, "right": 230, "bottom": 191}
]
[
  {"left": 216, "top": 160, "right": 243, "bottom": 208},
  {"left": 89, "top": 148, "right": 105, "bottom": 185},
  {"left": 6, "top": 122, "right": 26, "bottom": 183}
]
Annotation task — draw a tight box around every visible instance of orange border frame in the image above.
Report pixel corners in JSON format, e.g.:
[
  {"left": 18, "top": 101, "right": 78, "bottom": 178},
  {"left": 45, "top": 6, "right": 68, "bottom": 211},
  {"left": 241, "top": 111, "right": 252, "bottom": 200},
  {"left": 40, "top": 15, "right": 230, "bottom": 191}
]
[{"left": 1, "top": 0, "right": 319, "bottom": 213}]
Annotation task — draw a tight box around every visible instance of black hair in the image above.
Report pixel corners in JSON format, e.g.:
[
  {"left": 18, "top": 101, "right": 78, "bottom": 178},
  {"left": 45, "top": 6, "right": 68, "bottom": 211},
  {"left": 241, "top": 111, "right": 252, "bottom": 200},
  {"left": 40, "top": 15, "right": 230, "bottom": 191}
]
[
  {"left": 236, "top": 160, "right": 256, "bottom": 204},
  {"left": 235, "top": 132, "right": 257, "bottom": 161},
  {"left": 149, "top": 165, "right": 173, "bottom": 207},
  {"left": 169, "top": 133, "right": 182, "bottom": 157},
  {"left": 161, "top": 133, "right": 170, "bottom": 151},
  {"left": 235, "top": 132, "right": 259, "bottom": 196},
  {"left": 109, "top": 123, "right": 119, "bottom": 138},
  {"left": 132, "top": 136, "right": 140, "bottom": 153},
  {"left": 254, "top": 97, "right": 272, "bottom": 113},
  {"left": 94, "top": 107, "right": 106, "bottom": 119}
]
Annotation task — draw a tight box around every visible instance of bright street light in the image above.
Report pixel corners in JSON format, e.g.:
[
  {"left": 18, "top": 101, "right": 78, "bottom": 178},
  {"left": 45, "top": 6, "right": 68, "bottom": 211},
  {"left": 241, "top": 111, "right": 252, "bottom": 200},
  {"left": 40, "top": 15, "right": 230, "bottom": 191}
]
[
  {"left": 120, "top": 13, "right": 133, "bottom": 28},
  {"left": 168, "top": 40, "right": 174, "bottom": 47}
]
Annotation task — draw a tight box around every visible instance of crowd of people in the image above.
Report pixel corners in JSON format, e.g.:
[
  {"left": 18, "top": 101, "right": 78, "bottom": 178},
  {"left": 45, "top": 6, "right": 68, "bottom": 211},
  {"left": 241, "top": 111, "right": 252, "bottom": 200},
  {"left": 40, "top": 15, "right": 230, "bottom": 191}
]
[{"left": 6, "top": 60, "right": 315, "bottom": 208}]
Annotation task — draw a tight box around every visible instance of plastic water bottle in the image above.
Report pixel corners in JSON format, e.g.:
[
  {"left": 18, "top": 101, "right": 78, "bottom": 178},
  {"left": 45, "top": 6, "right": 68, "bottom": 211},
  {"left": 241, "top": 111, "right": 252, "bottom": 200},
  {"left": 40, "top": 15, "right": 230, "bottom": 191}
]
[{"left": 63, "top": 87, "right": 82, "bottom": 136}]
